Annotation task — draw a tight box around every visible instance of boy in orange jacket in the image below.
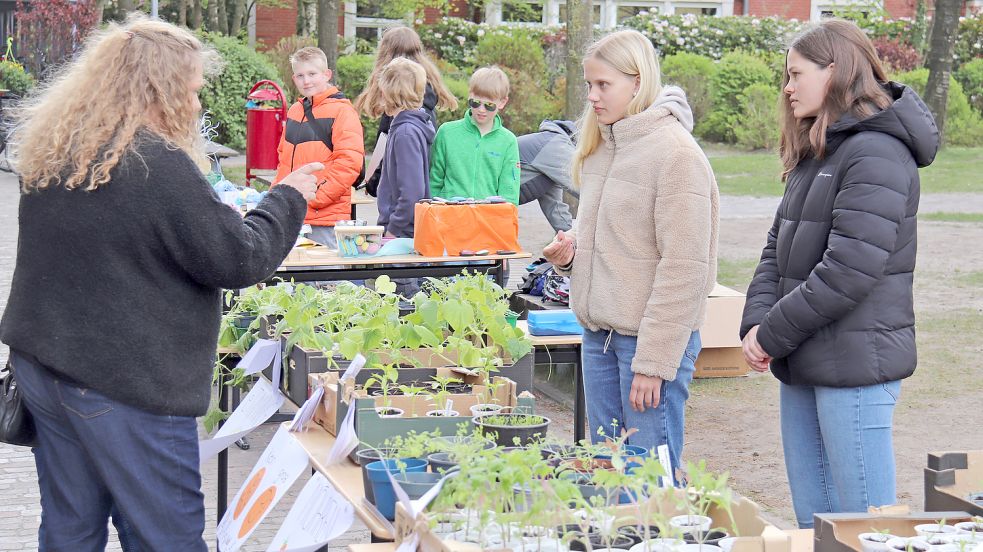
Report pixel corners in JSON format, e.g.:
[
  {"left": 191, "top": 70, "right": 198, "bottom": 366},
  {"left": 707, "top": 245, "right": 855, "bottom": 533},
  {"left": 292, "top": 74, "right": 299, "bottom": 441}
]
[{"left": 274, "top": 47, "right": 365, "bottom": 248}]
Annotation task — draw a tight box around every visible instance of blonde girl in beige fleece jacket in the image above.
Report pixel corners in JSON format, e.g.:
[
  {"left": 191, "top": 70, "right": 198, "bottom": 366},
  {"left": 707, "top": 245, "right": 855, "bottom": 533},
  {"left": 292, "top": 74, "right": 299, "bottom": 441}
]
[{"left": 543, "top": 29, "right": 718, "bottom": 475}]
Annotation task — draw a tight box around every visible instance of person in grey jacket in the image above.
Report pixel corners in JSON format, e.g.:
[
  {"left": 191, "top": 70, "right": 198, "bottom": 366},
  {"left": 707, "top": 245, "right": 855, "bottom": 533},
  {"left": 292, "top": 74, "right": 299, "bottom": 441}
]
[
  {"left": 518, "top": 119, "right": 577, "bottom": 232},
  {"left": 739, "top": 19, "right": 939, "bottom": 528}
]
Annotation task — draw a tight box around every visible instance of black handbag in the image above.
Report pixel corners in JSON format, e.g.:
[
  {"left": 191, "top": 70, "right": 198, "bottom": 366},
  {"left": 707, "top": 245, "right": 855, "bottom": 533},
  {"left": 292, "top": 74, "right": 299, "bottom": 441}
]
[{"left": 0, "top": 360, "right": 37, "bottom": 447}]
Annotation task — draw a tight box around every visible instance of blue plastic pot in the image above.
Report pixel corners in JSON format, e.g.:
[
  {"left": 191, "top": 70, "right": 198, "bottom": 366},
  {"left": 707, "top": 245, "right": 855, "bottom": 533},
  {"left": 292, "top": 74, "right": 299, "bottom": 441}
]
[{"left": 365, "top": 458, "right": 428, "bottom": 520}]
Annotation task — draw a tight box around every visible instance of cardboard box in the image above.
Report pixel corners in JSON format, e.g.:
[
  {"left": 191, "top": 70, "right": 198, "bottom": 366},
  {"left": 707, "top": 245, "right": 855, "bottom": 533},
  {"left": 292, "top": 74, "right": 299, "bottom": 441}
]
[
  {"left": 394, "top": 489, "right": 790, "bottom": 552},
  {"left": 696, "top": 284, "right": 751, "bottom": 378},
  {"left": 310, "top": 368, "right": 519, "bottom": 437},
  {"left": 924, "top": 450, "right": 983, "bottom": 516},
  {"left": 814, "top": 511, "right": 974, "bottom": 552}
]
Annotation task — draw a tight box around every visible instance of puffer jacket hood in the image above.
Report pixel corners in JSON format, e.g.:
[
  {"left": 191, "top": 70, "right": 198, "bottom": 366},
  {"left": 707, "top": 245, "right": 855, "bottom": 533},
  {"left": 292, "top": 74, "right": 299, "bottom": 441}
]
[
  {"left": 826, "top": 82, "right": 939, "bottom": 168},
  {"left": 389, "top": 107, "right": 436, "bottom": 143},
  {"left": 539, "top": 119, "right": 577, "bottom": 137}
]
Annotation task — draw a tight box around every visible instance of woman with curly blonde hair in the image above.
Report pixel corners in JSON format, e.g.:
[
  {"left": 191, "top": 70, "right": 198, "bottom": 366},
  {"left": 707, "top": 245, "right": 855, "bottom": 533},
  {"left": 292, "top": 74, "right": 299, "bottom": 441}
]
[
  {"left": 1, "top": 16, "right": 319, "bottom": 549},
  {"left": 354, "top": 25, "right": 457, "bottom": 195}
]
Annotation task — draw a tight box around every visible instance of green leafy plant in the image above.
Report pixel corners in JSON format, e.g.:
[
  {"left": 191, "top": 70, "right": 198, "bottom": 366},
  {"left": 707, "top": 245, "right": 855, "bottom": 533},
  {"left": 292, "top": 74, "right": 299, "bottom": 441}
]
[
  {"left": 0, "top": 60, "right": 34, "bottom": 96},
  {"left": 198, "top": 32, "right": 281, "bottom": 150},
  {"left": 734, "top": 82, "right": 780, "bottom": 151},
  {"left": 364, "top": 364, "right": 400, "bottom": 408}
]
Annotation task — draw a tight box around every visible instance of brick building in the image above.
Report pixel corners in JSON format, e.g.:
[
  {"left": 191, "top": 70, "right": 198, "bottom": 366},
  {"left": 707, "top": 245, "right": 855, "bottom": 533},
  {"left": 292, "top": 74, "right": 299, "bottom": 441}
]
[{"left": 255, "top": 0, "right": 979, "bottom": 52}]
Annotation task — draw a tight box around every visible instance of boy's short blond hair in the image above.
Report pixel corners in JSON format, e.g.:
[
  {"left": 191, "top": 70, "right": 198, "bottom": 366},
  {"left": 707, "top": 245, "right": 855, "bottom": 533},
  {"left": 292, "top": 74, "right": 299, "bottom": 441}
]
[
  {"left": 468, "top": 66, "right": 510, "bottom": 100},
  {"left": 289, "top": 47, "right": 329, "bottom": 70},
  {"left": 378, "top": 58, "right": 426, "bottom": 115}
]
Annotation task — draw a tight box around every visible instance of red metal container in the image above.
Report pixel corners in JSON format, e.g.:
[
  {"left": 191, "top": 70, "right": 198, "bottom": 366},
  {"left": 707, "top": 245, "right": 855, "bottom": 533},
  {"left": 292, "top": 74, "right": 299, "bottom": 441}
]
[{"left": 245, "top": 80, "right": 287, "bottom": 185}]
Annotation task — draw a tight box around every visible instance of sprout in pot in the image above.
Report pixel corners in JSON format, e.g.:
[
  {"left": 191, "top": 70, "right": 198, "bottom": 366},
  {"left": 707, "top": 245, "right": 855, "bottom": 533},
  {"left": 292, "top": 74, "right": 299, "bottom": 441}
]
[
  {"left": 915, "top": 520, "right": 957, "bottom": 539},
  {"left": 364, "top": 365, "right": 402, "bottom": 417},
  {"left": 859, "top": 529, "right": 898, "bottom": 552},
  {"left": 474, "top": 412, "right": 551, "bottom": 447},
  {"left": 887, "top": 538, "right": 930, "bottom": 552}
]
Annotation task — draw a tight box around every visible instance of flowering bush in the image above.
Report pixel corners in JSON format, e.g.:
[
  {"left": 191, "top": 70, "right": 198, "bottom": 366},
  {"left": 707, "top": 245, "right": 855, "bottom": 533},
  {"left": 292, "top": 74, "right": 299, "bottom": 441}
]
[
  {"left": 0, "top": 60, "right": 35, "bottom": 96},
  {"left": 873, "top": 38, "right": 922, "bottom": 72},
  {"left": 418, "top": 17, "right": 564, "bottom": 70},
  {"left": 622, "top": 13, "right": 803, "bottom": 59}
]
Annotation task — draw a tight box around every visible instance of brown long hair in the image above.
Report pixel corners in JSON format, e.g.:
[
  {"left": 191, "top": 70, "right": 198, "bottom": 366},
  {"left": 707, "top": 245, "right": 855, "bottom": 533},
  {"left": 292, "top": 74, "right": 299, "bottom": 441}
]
[
  {"left": 779, "top": 19, "right": 891, "bottom": 181},
  {"left": 13, "top": 15, "right": 220, "bottom": 192},
  {"left": 353, "top": 26, "right": 458, "bottom": 118}
]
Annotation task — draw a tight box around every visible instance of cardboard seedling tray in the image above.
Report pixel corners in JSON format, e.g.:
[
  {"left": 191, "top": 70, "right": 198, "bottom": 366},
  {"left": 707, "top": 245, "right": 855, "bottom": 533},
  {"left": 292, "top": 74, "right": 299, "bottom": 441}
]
[
  {"left": 814, "top": 510, "right": 975, "bottom": 552},
  {"left": 394, "top": 489, "right": 789, "bottom": 552}
]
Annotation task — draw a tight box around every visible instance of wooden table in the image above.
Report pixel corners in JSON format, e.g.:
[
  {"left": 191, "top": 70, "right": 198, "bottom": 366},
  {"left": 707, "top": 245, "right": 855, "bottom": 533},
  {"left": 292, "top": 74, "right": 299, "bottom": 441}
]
[
  {"left": 287, "top": 422, "right": 397, "bottom": 542},
  {"left": 274, "top": 246, "right": 531, "bottom": 288},
  {"left": 515, "top": 320, "right": 586, "bottom": 444}
]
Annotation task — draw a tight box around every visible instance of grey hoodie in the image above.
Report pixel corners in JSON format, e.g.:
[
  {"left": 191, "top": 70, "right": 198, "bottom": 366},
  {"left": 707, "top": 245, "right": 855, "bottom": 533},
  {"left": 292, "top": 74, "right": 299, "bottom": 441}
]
[
  {"left": 518, "top": 119, "right": 578, "bottom": 194},
  {"left": 649, "top": 85, "right": 694, "bottom": 133}
]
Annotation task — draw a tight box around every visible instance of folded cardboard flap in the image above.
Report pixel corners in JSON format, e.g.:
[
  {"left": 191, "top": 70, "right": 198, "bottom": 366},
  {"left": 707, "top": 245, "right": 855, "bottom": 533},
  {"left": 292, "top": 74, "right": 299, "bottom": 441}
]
[
  {"left": 924, "top": 450, "right": 983, "bottom": 515},
  {"left": 814, "top": 512, "right": 974, "bottom": 552}
]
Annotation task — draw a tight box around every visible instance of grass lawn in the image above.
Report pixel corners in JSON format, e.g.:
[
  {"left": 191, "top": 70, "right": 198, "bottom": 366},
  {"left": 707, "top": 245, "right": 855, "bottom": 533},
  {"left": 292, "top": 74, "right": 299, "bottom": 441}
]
[
  {"left": 921, "top": 212, "right": 983, "bottom": 223},
  {"left": 716, "top": 258, "right": 759, "bottom": 292},
  {"left": 707, "top": 146, "right": 983, "bottom": 196}
]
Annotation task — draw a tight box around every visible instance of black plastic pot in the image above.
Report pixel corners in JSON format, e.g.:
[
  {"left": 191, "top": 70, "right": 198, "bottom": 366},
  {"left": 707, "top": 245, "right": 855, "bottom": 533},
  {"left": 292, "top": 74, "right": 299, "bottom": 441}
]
[
  {"left": 356, "top": 447, "right": 397, "bottom": 503},
  {"left": 231, "top": 314, "right": 257, "bottom": 330},
  {"left": 569, "top": 532, "right": 635, "bottom": 551},
  {"left": 969, "top": 491, "right": 983, "bottom": 506},
  {"left": 474, "top": 414, "right": 551, "bottom": 447},
  {"left": 427, "top": 452, "right": 459, "bottom": 474},
  {"left": 685, "top": 530, "right": 730, "bottom": 546},
  {"left": 617, "top": 525, "right": 662, "bottom": 547}
]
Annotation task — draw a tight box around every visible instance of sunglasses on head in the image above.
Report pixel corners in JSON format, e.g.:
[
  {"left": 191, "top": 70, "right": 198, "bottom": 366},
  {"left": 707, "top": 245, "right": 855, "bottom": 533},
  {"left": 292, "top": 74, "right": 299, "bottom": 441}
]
[{"left": 467, "top": 98, "right": 498, "bottom": 112}]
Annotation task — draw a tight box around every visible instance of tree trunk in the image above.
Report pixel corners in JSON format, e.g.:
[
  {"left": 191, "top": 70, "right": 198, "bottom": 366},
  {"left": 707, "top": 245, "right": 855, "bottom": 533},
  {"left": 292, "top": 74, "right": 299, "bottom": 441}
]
[
  {"left": 177, "top": 0, "right": 188, "bottom": 26},
  {"left": 317, "top": 0, "right": 339, "bottom": 68},
  {"left": 565, "top": 0, "right": 591, "bottom": 121},
  {"left": 192, "top": 0, "right": 203, "bottom": 28},
  {"left": 230, "top": 0, "right": 247, "bottom": 35},
  {"left": 206, "top": 0, "right": 220, "bottom": 31},
  {"left": 94, "top": 0, "right": 109, "bottom": 22},
  {"left": 217, "top": 0, "right": 230, "bottom": 34},
  {"left": 923, "top": 0, "right": 964, "bottom": 142}
]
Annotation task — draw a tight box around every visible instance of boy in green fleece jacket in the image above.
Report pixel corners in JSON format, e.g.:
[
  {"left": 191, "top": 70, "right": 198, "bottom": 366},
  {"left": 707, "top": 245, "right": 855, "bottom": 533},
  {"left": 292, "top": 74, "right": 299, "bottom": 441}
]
[{"left": 430, "top": 66, "right": 520, "bottom": 204}]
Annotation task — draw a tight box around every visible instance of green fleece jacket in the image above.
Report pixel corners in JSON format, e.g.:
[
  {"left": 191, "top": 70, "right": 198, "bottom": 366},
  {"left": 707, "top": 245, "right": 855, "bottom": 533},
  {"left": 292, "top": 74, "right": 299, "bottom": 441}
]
[{"left": 429, "top": 111, "right": 520, "bottom": 204}]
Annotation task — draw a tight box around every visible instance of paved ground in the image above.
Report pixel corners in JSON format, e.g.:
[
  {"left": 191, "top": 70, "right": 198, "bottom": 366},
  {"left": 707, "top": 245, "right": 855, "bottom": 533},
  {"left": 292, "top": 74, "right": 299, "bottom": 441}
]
[{"left": 1, "top": 158, "right": 980, "bottom": 550}]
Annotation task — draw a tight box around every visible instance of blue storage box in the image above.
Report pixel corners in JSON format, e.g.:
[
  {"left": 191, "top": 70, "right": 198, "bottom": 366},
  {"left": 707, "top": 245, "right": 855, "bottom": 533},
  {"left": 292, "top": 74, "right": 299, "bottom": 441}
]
[{"left": 527, "top": 309, "right": 582, "bottom": 336}]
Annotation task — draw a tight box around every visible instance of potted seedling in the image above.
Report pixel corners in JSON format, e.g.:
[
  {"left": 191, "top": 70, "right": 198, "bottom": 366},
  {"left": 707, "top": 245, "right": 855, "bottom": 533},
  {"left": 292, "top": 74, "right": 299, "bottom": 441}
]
[
  {"left": 474, "top": 411, "right": 551, "bottom": 446},
  {"left": 364, "top": 364, "right": 403, "bottom": 418},
  {"left": 916, "top": 519, "right": 958, "bottom": 540},
  {"left": 859, "top": 529, "right": 899, "bottom": 552},
  {"left": 471, "top": 377, "right": 507, "bottom": 417},
  {"left": 887, "top": 538, "right": 930, "bottom": 552},
  {"left": 955, "top": 517, "right": 983, "bottom": 541},
  {"left": 363, "top": 431, "right": 435, "bottom": 520},
  {"left": 669, "top": 460, "right": 735, "bottom": 548}
]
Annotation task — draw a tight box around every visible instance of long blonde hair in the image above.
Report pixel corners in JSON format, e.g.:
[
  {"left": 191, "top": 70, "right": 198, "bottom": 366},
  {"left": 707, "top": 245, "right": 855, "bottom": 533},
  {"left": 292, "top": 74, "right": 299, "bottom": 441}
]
[
  {"left": 13, "top": 15, "right": 221, "bottom": 192},
  {"left": 353, "top": 26, "right": 458, "bottom": 118},
  {"left": 571, "top": 30, "right": 663, "bottom": 189},
  {"left": 779, "top": 19, "right": 891, "bottom": 181}
]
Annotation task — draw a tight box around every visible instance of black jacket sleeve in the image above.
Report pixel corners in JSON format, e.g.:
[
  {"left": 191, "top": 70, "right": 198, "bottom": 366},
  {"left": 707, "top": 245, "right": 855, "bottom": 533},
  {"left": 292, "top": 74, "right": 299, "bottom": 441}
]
[
  {"left": 754, "top": 136, "right": 910, "bottom": 359},
  {"left": 150, "top": 148, "right": 308, "bottom": 290}
]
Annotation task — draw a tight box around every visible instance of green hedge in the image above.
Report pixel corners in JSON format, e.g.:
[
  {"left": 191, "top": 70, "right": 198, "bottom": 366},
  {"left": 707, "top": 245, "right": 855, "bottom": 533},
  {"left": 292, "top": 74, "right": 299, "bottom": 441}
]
[
  {"left": 894, "top": 68, "right": 983, "bottom": 147},
  {"left": 661, "top": 53, "right": 716, "bottom": 129},
  {"left": 199, "top": 33, "right": 281, "bottom": 150},
  {"left": 955, "top": 59, "right": 983, "bottom": 117},
  {"left": 334, "top": 54, "right": 378, "bottom": 149},
  {"left": 0, "top": 61, "right": 34, "bottom": 97},
  {"left": 701, "top": 52, "right": 774, "bottom": 143}
]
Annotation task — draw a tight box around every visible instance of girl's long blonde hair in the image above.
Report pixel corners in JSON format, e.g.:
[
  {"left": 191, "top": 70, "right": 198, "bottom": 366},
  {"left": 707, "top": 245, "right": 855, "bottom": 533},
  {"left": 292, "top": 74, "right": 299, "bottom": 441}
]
[
  {"left": 353, "top": 26, "right": 458, "bottom": 118},
  {"left": 13, "top": 15, "right": 221, "bottom": 192},
  {"left": 571, "top": 30, "right": 662, "bottom": 189}
]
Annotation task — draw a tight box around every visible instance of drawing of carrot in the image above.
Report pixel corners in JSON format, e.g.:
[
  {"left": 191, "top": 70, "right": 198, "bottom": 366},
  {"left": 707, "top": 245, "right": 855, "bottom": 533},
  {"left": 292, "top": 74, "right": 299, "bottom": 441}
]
[
  {"left": 233, "top": 467, "right": 266, "bottom": 520},
  {"left": 238, "top": 485, "right": 277, "bottom": 539}
]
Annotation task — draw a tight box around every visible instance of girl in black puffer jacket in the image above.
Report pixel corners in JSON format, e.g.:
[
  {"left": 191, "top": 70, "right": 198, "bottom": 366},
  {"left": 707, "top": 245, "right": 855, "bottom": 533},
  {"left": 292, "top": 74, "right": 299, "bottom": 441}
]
[{"left": 739, "top": 19, "right": 939, "bottom": 528}]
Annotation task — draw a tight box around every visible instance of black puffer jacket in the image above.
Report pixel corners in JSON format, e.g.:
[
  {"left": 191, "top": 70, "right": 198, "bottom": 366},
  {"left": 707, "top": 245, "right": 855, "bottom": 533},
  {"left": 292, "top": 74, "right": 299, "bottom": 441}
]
[{"left": 740, "top": 82, "right": 939, "bottom": 387}]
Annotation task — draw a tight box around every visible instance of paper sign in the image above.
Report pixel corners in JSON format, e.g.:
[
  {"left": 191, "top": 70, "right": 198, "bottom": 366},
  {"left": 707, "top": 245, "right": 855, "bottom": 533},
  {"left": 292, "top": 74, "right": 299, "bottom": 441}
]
[
  {"left": 265, "top": 473, "right": 354, "bottom": 552},
  {"left": 200, "top": 378, "right": 286, "bottom": 462},
  {"left": 217, "top": 426, "right": 310, "bottom": 552},
  {"left": 325, "top": 403, "right": 358, "bottom": 465},
  {"left": 237, "top": 339, "right": 279, "bottom": 375},
  {"left": 289, "top": 386, "right": 324, "bottom": 432},
  {"left": 339, "top": 353, "right": 366, "bottom": 383},
  {"left": 657, "top": 444, "right": 674, "bottom": 488},
  {"left": 389, "top": 469, "right": 458, "bottom": 552}
]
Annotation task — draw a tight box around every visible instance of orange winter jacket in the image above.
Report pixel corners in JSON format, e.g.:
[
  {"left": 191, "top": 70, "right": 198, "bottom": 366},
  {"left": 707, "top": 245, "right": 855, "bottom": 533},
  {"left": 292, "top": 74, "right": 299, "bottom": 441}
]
[{"left": 273, "top": 87, "right": 365, "bottom": 226}]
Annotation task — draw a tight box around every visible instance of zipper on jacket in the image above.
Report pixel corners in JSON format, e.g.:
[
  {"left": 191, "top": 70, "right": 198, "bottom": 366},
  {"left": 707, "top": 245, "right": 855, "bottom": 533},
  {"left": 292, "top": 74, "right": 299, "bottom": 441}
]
[{"left": 583, "top": 133, "right": 617, "bottom": 325}]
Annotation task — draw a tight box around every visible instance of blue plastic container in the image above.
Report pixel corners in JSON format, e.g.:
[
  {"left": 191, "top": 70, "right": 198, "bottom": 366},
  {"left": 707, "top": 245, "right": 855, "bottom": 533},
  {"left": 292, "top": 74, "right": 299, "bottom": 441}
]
[
  {"left": 365, "top": 458, "right": 428, "bottom": 520},
  {"left": 527, "top": 309, "right": 582, "bottom": 336}
]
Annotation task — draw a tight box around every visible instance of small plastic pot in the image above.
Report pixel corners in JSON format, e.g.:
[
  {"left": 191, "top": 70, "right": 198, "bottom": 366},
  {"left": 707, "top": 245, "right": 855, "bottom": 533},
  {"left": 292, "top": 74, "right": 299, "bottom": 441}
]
[{"left": 365, "top": 458, "right": 428, "bottom": 520}]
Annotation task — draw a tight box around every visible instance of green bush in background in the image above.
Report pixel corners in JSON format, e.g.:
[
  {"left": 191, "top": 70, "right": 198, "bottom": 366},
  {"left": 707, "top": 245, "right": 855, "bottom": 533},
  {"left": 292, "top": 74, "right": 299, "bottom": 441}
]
[
  {"left": 954, "top": 59, "right": 983, "bottom": 117},
  {"left": 199, "top": 32, "right": 281, "bottom": 150},
  {"left": 661, "top": 52, "right": 716, "bottom": 129},
  {"left": 334, "top": 54, "right": 378, "bottom": 149},
  {"left": 0, "top": 60, "right": 35, "bottom": 97},
  {"left": 894, "top": 68, "right": 983, "bottom": 147},
  {"left": 700, "top": 51, "right": 774, "bottom": 143},
  {"left": 734, "top": 83, "right": 780, "bottom": 151}
]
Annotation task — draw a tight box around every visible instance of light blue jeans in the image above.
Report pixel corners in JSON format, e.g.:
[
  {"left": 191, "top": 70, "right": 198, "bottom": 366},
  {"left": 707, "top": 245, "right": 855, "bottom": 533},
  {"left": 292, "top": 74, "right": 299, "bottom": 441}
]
[
  {"left": 780, "top": 380, "right": 902, "bottom": 529},
  {"left": 582, "top": 329, "right": 700, "bottom": 476}
]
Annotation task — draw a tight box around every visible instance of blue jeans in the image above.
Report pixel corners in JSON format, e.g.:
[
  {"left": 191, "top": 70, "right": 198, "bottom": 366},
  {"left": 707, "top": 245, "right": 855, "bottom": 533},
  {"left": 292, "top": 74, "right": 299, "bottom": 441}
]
[
  {"left": 581, "top": 329, "right": 700, "bottom": 475},
  {"left": 780, "top": 380, "right": 902, "bottom": 529},
  {"left": 11, "top": 351, "right": 207, "bottom": 551}
]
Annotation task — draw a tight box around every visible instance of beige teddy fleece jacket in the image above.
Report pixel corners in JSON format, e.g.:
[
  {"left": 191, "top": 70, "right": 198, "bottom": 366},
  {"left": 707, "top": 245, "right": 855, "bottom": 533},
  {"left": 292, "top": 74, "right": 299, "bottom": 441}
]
[{"left": 559, "top": 89, "right": 719, "bottom": 380}]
